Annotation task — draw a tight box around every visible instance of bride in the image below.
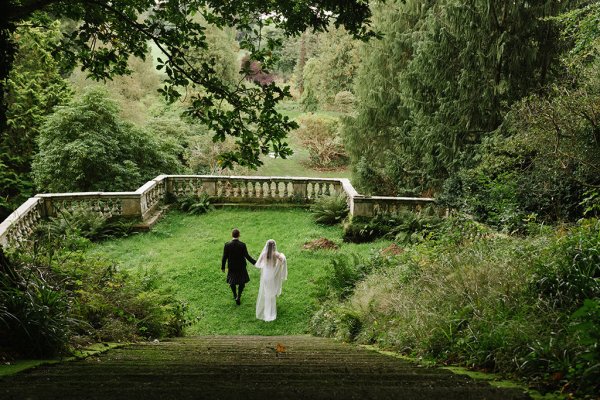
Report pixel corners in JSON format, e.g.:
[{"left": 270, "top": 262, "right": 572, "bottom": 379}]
[{"left": 254, "top": 239, "right": 287, "bottom": 322}]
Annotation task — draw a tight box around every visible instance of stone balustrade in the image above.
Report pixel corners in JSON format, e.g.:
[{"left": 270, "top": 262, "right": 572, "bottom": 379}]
[
  {"left": 352, "top": 195, "right": 436, "bottom": 217},
  {"left": 137, "top": 175, "right": 168, "bottom": 220},
  {"left": 167, "top": 175, "right": 343, "bottom": 203},
  {"left": 0, "top": 197, "right": 45, "bottom": 248},
  {"left": 0, "top": 175, "right": 436, "bottom": 248}
]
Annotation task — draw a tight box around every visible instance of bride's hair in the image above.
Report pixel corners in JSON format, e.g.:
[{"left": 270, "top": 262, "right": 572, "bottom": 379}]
[{"left": 266, "top": 239, "right": 276, "bottom": 260}]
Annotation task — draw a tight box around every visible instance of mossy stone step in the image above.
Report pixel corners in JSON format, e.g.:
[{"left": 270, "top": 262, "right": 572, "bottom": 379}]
[{"left": 0, "top": 335, "right": 531, "bottom": 400}]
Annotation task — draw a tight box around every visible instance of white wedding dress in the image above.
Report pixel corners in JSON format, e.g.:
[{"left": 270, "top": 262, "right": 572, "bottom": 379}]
[{"left": 255, "top": 240, "right": 287, "bottom": 322}]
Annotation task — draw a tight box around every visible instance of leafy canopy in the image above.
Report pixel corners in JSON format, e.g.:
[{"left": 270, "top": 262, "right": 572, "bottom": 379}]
[
  {"left": 1, "top": 0, "right": 374, "bottom": 169},
  {"left": 32, "top": 87, "right": 182, "bottom": 192}
]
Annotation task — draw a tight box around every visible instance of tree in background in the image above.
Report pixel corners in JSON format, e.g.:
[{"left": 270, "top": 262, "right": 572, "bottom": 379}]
[
  {"left": 186, "top": 22, "right": 240, "bottom": 89},
  {"left": 70, "top": 54, "right": 161, "bottom": 126},
  {"left": 343, "top": 0, "right": 425, "bottom": 195},
  {"left": 443, "top": 2, "right": 600, "bottom": 227},
  {"left": 1, "top": 0, "right": 374, "bottom": 170},
  {"left": 301, "top": 26, "right": 360, "bottom": 110},
  {"left": 292, "top": 31, "right": 319, "bottom": 94},
  {"left": 32, "top": 88, "right": 182, "bottom": 192},
  {"left": 0, "top": 21, "right": 71, "bottom": 219},
  {"left": 345, "top": 0, "right": 575, "bottom": 197}
]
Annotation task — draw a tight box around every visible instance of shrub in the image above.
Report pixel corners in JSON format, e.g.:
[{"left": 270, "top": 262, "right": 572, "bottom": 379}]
[
  {"left": 32, "top": 87, "right": 182, "bottom": 193},
  {"left": 34, "top": 206, "right": 135, "bottom": 251},
  {"left": 0, "top": 249, "right": 73, "bottom": 357},
  {"left": 295, "top": 114, "right": 348, "bottom": 169},
  {"left": 568, "top": 298, "right": 600, "bottom": 396},
  {"left": 318, "top": 252, "right": 393, "bottom": 300},
  {"left": 175, "top": 193, "right": 214, "bottom": 215},
  {"left": 530, "top": 218, "right": 600, "bottom": 311},
  {"left": 61, "top": 256, "right": 192, "bottom": 342},
  {"left": 1, "top": 228, "right": 191, "bottom": 357},
  {"left": 334, "top": 91, "right": 355, "bottom": 112},
  {"left": 343, "top": 209, "right": 442, "bottom": 244},
  {"left": 310, "top": 193, "right": 349, "bottom": 225}
]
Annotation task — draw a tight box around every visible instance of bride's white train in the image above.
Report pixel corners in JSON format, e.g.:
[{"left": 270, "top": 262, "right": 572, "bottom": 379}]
[{"left": 254, "top": 239, "right": 287, "bottom": 322}]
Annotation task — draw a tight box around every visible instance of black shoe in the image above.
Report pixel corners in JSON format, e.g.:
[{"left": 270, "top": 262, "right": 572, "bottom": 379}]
[{"left": 235, "top": 298, "right": 241, "bottom": 305}]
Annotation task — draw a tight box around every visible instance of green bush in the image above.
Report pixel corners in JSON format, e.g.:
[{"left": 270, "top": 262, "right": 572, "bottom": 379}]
[
  {"left": 0, "top": 226, "right": 191, "bottom": 357},
  {"left": 312, "top": 219, "right": 600, "bottom": 396},
  {"left": 0, "top": 250, "right": 73, "bottom": 357},
  {"left": 343, "top": 209, "right": 442, "bottom": 244},
  {"left": 62, "top": 257, "right": 191, "bottom": 341},
  {"left": 530, "top": 219, "right": 600, "bottom": 310},
  {"left": 175, "top": 192, "right": 214, "bottom": 215},
  {"left": 568, "top": 298, "right": 600, "bottom": 395},
  {"left": 310, "top": 193, "right": 349, "bottom": 225},
  {"left": 34, "top": 207, "right": 135, "bottom": 251},
  {"left": 318, "top": 253, "right": 393, "bottom": 300},
  {"left": 32, "top": 87, "right": 182, "bottom": 193}
]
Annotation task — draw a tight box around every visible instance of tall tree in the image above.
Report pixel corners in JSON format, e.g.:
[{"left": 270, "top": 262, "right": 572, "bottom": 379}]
[
  {"left": 0, "top": 21, "right": 71, "bottom": 219},
  {"left": 1, "top": 0, "right": 374, "bottom": 169},
  {"left": 301, "top": 26, "right": 360, "bottom": 109},
  {"left": 345, "top": 0, "right": 576, "bottom": 196}
]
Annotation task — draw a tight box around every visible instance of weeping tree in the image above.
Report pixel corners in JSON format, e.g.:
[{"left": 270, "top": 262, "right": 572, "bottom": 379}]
[{"left": 0, "top": 0, "right": 375, "bottom": 169}]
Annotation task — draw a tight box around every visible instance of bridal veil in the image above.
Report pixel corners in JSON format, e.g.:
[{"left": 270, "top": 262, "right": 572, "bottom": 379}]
[{"left": 255, "top": 239, "right": 287, "bottom": 321}]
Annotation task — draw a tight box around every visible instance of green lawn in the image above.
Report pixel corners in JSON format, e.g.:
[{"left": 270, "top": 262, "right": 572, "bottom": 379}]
[{"left": 92, "top": 208, "right": 389, "bottom": 336}]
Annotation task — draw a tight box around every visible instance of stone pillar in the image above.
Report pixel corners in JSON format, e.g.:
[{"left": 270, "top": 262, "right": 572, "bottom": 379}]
[
  {"left": 292, "top": 181, "right": 308, "bottom": 201},
  {"left": 121, "top": 196, "right": 142, "bottom": 219},
  {"left": 352, "top": 198, "right": 375, "bottom": 218},
  {"left": 202, "top": 180, "right": 217, "bottom": 196}
]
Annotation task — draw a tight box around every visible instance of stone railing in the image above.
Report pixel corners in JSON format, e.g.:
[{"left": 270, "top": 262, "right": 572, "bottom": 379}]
[
  {"left": 167, "top": 175, "right": 344, "bottom": 203},
  {"left": 0, "top": 197, "right": 45, "bottom": 248},
  {"left": 0, "top": 175, "right": 436, "bottom": 248}
]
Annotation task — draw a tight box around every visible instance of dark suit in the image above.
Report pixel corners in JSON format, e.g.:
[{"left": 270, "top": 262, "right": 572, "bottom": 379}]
[{"left": 221, "top": 239, "right": 256, "bottom": 285}]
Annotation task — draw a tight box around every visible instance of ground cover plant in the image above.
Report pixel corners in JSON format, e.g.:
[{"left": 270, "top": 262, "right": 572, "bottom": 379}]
[
  {"left": 311, "top": 216, "right": 600, "bottom": 398},
  {"left": 0, "top": 210, "right": 188, "bottom": 359},
  {"left": 91, "top": 208, "right": 389, "bottom": 335}
]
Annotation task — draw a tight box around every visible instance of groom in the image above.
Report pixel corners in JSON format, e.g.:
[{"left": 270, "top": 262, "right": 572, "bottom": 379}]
[{"left": 221, "top": 228, "right": 256, "bottom": 305}]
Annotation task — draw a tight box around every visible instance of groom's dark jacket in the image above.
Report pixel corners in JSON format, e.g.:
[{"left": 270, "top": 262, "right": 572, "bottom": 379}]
[{"left": 221, "top": 239, "right": 256, "bottom": 285}]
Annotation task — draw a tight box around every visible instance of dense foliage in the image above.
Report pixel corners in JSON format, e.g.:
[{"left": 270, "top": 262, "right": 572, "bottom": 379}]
[
  {"left": 301, "top": 26, "right": 360, "bottom": 110},
  {"left": 344, "top": 0, "right": 598, "bottom": 226},
  {"left": 0, "top": 210, "right": 190, "bottom": 358},
  {"left": 310, "top": 193, "right": 349, "bottom": 225},
  {"left": 0, "top": 22, "right": 71, "bottom": 219},
  {"left": 312, "top": 216, "right": 600, "bottom": 397},
  {"left": 32, "top": 88, "right": 182, "bottom": 192},
  {"left": 1, "top": 0, "right": 374, "bottom": 170}
]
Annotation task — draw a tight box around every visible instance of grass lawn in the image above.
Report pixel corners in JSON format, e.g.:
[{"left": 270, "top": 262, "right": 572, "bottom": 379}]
[{"left": 91, "top": 208, "right": 389, "bottom": 336}]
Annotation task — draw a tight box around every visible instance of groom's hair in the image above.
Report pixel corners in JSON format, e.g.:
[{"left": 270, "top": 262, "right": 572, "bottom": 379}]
[{"left": 232, "top": 228, "right": 240, "bottom": 238}]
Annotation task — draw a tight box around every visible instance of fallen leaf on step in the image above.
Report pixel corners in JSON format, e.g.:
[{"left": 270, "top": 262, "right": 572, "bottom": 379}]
[{"left": 276, "top": 343, "right": 286, "bottom": 354}]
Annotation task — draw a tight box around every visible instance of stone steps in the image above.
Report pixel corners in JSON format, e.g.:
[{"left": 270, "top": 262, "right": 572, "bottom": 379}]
[{"left": 0, "top": 335, "right": 531, "bottom": 400}]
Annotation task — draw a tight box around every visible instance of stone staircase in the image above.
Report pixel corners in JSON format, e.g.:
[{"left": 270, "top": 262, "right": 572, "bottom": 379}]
[{"left": 0, "top": 336, "right": 531, "bottom": 400}]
